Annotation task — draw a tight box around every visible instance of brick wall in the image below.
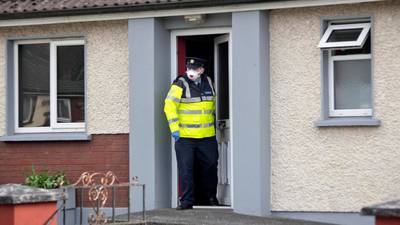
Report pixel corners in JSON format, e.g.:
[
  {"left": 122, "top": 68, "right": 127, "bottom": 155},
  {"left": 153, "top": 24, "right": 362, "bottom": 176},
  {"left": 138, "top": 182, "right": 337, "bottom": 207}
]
[
  {"left": 0, "top": 134, "right": 129, "bottom": 184},
  {"left": 0, "top": 134, "right": 130, "bottom": 207}
]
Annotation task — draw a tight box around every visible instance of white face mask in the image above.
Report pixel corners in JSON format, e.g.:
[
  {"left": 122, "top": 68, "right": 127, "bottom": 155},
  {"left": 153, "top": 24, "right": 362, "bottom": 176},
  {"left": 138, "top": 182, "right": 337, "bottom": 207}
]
[{"left": 186, "top": 69, "right": 201, "bottom": 81}]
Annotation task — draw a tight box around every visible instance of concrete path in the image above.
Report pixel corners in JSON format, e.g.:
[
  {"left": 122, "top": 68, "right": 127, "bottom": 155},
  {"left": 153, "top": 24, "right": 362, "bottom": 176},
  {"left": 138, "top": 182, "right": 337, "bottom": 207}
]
[{"left": 110, "top": 208, "right": 337, "bottom": 225}]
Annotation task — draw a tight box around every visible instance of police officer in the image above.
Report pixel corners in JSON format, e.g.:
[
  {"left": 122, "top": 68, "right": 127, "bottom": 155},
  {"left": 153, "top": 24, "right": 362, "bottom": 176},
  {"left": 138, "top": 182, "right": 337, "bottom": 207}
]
[{"left": 164, "top": 57, "right": 219, "bottom": 210}]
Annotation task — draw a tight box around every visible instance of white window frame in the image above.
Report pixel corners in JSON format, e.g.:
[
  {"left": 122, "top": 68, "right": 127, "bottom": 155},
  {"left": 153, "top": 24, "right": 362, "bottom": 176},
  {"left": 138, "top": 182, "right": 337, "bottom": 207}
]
[
  {"left": 318, "top": 22, "right": 371, "bottom": 49},
  {"left": 14, "top": 39, "right": 85, "bottom": 133},
  {"left": 328, "top": 53, "right": 372, "bottom": 117},
  {"left": 50, "top": 40, "right": 85, "bottom": 130}
]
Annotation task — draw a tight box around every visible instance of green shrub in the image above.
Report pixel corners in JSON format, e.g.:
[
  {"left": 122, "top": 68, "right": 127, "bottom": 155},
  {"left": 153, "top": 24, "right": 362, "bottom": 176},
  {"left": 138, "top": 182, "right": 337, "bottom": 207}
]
[{"left": 24, "top": 165, "right": 70, "bottom": 189}]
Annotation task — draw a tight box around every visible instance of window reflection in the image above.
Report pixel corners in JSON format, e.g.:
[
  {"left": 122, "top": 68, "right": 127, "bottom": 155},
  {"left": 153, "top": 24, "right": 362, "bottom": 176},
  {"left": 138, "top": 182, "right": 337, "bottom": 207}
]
[
  {"left": 18, "top": 44, "right": 50, "bottom": 127},
  {"left": 57, "top": 45, "right": 85, "bottom": 123}
]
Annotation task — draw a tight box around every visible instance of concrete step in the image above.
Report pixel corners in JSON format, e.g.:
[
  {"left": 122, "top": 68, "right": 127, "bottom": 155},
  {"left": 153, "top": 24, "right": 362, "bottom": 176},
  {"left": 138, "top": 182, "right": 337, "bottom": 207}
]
[{"left": 109, "top": 208, "right": 337, "bottom": 225}]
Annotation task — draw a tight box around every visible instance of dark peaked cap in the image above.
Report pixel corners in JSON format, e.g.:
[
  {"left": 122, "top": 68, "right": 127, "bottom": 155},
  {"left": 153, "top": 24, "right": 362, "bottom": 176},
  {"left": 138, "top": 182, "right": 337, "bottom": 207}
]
[{"left": 186, "top": 57, "right": 207, "bottom": 69}]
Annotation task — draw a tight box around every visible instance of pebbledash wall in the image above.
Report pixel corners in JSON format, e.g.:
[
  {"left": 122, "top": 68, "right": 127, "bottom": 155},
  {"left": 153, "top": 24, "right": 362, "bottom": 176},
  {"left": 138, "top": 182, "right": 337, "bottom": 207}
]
[
  {"left": 270, "top": 0, "right": 400, "bottom": 213},
  {"left": 0, "top": 20, "right": 130, "bottom": 184}
]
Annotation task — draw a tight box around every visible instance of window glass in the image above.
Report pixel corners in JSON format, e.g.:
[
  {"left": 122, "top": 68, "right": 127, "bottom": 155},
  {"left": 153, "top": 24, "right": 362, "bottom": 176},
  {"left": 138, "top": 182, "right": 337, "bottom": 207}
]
[
  {"left": 327, "top": 28, "right": 363, "bottom": 42},
  {"left": 332, "top": 35, "right": 371, "bottom": 56},
  {"left": 334, "top": 59, "right": 371, "bottom": 110},
  {"left": 56, "top": 45, "right": 84, "bottom": 123},
  {"left": 18, "top": 44, "right": 50, "bottom": 127}
]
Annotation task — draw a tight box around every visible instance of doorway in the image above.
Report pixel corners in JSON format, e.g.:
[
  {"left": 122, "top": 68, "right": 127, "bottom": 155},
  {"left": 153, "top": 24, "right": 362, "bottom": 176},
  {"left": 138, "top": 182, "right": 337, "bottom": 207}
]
[{"left": 170, "top": 28, "right": 232, "bottom": 208}]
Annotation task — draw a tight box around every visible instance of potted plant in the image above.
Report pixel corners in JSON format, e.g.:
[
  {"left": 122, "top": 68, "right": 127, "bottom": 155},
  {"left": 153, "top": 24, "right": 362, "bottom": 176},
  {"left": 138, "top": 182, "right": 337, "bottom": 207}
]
[
  {"left": 24, "top": 165, "right": 75, "bottom": 225},
  {"left": 24, "top": 165, "right": 70, "bottom": 189}
]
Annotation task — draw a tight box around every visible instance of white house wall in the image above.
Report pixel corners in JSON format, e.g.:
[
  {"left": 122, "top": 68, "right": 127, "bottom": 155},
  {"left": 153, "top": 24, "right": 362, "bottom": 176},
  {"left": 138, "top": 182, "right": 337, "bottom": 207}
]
[
  {"left": 0, "top": 20, "right": 129, "bottom": 135},
  {"left": 270, "top": 0, "right": 400, "bottom": 212}
]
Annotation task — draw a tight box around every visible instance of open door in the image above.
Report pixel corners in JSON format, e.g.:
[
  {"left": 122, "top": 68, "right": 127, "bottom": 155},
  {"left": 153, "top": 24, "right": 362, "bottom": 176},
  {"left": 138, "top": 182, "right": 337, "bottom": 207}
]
[
  {"left": 214, "top": 34, "right": 231, "bottom": 206},
  {"left": 171, "top": 30, "right": 232, "bottom": 208}
]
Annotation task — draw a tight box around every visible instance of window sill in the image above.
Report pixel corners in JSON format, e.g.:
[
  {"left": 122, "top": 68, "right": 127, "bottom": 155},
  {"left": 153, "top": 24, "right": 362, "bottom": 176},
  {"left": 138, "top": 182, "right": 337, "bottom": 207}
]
[
  {"left": 315, "top": 117, "right": 381, "bottom": 127},
  {"left": 0, "top": 132, "right": 92, "bottom": 142}
]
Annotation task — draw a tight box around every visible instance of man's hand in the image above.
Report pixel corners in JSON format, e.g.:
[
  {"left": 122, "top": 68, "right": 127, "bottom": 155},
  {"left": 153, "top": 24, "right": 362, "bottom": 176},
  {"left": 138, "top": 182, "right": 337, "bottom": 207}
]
[{"left": 172, "top": 131, "right": 180, "bottom": 141}]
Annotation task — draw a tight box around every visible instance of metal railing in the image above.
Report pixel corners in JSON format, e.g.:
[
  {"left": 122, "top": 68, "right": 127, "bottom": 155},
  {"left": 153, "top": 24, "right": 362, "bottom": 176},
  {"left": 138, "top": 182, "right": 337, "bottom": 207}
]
[{"left": 45, "top": 172, "right": 146, "bottom": 225}]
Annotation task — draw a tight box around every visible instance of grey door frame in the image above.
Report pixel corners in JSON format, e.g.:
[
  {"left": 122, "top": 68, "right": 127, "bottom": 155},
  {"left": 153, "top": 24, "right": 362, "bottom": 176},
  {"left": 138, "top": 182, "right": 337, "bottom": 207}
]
[
  {"left": 231, "top": 10, "right": 271, "bottom": 216},
  {"left": 129, "top": 10, "right": 271, "bottom": 216}
]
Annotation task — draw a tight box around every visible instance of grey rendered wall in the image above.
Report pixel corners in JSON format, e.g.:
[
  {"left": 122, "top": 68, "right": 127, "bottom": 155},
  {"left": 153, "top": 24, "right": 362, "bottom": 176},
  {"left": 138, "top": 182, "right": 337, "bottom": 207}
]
[
  {"left": 163, "top": 13, "right": 231, "bottom": 30},
  {"left": 129, "top": 17, "right": 171, "bottom": 210},
  {"left": 154, "top": 18, "right": 173, "bottom": 208},
  {"left": 231, "top": 10, "right": 271, "bottom": 216}
]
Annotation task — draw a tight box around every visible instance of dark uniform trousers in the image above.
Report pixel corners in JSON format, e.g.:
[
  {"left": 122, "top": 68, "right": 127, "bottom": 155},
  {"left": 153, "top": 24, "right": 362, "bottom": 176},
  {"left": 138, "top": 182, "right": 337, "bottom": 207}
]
[{"left": 175, "top": 136, "right": 219, "bottom": 207}]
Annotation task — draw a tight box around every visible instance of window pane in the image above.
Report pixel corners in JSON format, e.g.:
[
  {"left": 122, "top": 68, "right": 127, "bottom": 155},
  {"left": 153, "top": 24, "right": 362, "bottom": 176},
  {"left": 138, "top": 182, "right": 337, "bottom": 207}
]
[
  {"left": 18, "top": 44, "right": 50, "bottom": 127},
  {"left": 332, "top": 35, "right": 371, "bottom": 56},
  {"left": 327, "top": 28, "right": 363, "bottom": 42},
  {"left": 57, "top": 45, "right": 84, "bottom": 123},
  {"left": 334, "top": 59, "right": 371, "bottom": 110}
]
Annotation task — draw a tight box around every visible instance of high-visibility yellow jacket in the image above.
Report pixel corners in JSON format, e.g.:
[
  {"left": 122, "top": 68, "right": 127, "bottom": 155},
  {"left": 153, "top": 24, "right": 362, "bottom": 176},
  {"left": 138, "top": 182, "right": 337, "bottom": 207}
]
[{"left": 164, "top": 75, "right": 216, "bottom": 138}]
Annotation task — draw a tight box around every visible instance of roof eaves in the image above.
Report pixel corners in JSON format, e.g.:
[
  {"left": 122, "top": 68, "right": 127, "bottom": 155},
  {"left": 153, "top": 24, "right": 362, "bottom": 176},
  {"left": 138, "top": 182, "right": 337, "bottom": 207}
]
[{"left": 0, "top": 0, "right": 284, "bottom": 20}]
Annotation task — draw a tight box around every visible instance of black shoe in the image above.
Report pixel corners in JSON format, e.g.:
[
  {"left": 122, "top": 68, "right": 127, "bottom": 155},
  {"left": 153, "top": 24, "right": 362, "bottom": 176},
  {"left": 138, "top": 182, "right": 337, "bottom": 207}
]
[
  {"left": 176, "top": 205, "right": 193, "bottom": 210},
  {"left": 208, "top": 198, "right": 220, "bottom": 206}
]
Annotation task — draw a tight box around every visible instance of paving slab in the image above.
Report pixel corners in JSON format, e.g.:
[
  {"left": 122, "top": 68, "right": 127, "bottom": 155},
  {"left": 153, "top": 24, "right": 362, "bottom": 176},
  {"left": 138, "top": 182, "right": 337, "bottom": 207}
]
[{"left": 110, "top": 208, "right": 337, "bottom": 225}]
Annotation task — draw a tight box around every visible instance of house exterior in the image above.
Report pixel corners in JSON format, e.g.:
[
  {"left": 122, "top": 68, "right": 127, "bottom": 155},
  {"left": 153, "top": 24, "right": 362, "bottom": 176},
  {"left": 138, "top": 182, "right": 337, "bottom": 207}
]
[{"left": 0, "top": 0, "right": 398, "bottom": 225}]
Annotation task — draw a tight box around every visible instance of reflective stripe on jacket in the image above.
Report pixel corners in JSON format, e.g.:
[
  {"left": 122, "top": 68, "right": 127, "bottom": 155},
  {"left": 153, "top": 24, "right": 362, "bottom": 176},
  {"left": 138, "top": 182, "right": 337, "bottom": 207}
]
[{"left": 164, "top": 75, "right": 216, "bottom": 138}]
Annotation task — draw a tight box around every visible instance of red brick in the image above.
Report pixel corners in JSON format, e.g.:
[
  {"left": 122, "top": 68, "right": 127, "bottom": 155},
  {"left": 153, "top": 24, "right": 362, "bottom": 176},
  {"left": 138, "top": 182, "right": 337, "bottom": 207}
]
[
  {"left": 0, "top": 134, "right": 129, "bottom": 186},
  {"left": 0, "top": 134, "right": 131, "bottom": 207}
]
